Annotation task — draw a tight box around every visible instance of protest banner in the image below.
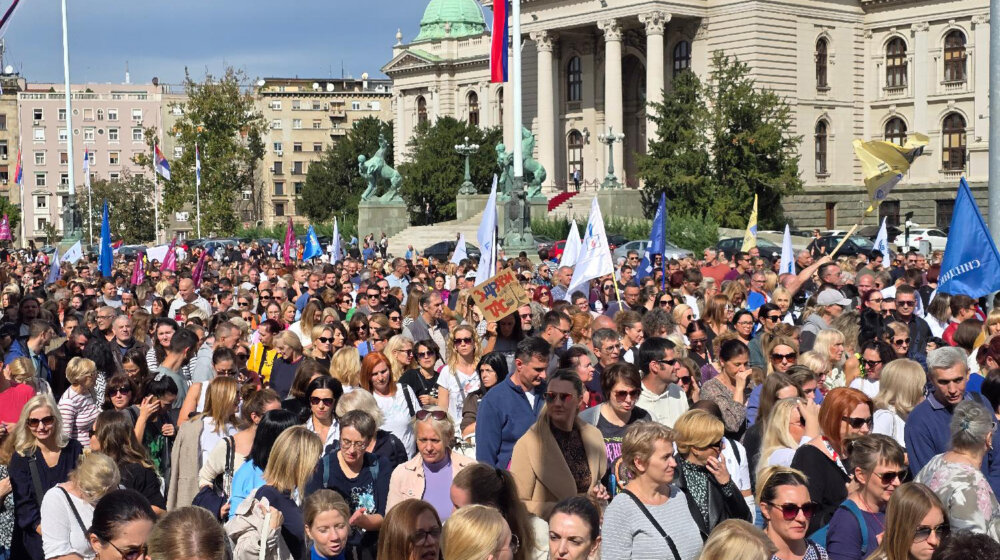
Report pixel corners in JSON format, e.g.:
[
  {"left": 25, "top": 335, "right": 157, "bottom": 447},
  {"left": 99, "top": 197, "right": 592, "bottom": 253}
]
[{"left": 471, "top": 268, "right": 531, "bottom": 323}]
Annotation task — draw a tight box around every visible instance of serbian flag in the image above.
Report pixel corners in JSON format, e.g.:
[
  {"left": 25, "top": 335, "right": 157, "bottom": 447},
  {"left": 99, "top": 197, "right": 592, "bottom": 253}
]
[
  {"left": 490, "top": 1, "right": 509, "bottom": 82},
  {"left": 154, "top": 144, "right": 171, "bottom": 181},
  {"left": 13, "top": 148, "right": 21, "bottom": 185}
]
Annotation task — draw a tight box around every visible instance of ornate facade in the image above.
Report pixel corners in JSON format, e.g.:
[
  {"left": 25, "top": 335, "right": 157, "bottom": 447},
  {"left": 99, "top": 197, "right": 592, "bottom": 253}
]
[{"left": 385, "top": 0, "right": 990, "bottom": 228}]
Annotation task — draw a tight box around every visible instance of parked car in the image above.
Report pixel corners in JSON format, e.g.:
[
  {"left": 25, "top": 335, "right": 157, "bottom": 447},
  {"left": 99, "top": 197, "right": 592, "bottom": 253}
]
[
  {"left": 423, "top": 240, "right": 481, "bottom": 263},
  {"left": 533, "top": 235, "right": 555, "bottom": 253},
  {"left": 117, "top": 245, "right": 147, "bottom": 260},
  {"left": 612, "top": 240, "right": 694, "bottom": 262},
  {"left": 607, "top": 234, "right": 628, "bottom": 252},
  {"left": 812, "top": 234, "right": 877, "bottom": 257},
  {"left": 900, "top": 227, "right": 948, "bottom": 251},
  {"left": 716, "top": 237, "right": 782, "bottom": 261},
  {"left": 551, "top": 239, "right": 567, "bottom": 261},
  {"left": 856, "top": 224, "right": 904, "bottom": 245}
]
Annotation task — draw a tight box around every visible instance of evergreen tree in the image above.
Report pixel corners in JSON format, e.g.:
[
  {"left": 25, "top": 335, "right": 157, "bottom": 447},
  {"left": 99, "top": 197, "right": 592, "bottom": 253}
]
[{"left": 85, "top": 172, "right": 156, "bottom": 243}]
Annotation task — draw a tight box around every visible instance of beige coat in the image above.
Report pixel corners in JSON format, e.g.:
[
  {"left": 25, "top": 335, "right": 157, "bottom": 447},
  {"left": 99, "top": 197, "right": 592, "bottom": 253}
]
[
  {"left": 509, "top": 413, "right": 607, "bottom": 519},
  {"left": 225, "top": 494, "right": 294, "bottom": 560},
  {"left": 386, "top": 450, "right": 476, "bottom": 511},
  {"left": 166, "top": 415, "right": 204, "bottom": 510}
]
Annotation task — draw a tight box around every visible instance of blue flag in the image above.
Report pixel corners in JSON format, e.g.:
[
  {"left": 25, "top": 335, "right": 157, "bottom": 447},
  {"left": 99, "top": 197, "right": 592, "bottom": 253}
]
[
  {"left": 636, "top": 193, "right": 666, "bottom": 287},
  {"left": 302, "top": 225, "right": 322, "bottom": 261},
  {"left": 46, "top": 248, "right": 60, "bottom": 285},
  {"left": 938, "top": 178, "right": 1000, "bottom": 298},
  {"left": 99, "top": 200, "right": 112, "bottom": 277}
]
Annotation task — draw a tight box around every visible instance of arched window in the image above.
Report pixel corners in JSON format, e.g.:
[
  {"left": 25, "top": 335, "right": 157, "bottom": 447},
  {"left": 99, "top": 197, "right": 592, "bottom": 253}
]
[
  {"left": 815, "top": 120, "right": 828, "bottom": 175},
  {"left": 886, "top": 38, "right": 907, "bottom": 88},
  {"left": 416, "top": 96, "right": 427, "bottom": 126},
  {"left": 467, "top": 92, "right": 479, "bottom": 126},
  {"left": 944, "top": 30, "right": 967, "bottom": 82},
  {"left": 567, "top": 130, "right": 584, "bottom": 179},
  {"left": 816, "top": 38, "right": 828, "bottom": 88},
  {"left": 884, "top": 117, "right": 907, "bottom": 146},
  {"left": 567, "top": 57, "right": 582, "bottom": 102},
  {"left": 942, "top": 113, "right": 966, "bottom": 171},
  {"left": 673, "top": 41, "right": 691, "bottom": 76}
]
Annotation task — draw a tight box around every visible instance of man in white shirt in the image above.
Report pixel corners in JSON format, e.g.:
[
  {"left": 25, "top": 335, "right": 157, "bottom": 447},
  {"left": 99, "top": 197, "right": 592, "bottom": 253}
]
[
  {"left": 167, "top": 278, "right": 213, "bottom": 319},
  {"left": 635, "top": 337, "right": 688, "bottom": 428}
]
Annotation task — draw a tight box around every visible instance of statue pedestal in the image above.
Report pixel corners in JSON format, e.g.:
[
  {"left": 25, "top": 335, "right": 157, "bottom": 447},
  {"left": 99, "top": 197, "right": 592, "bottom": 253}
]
[
  {"left": 597, "top": 189, "right": 644, "bottom": 220},
  {"left": 499, "top": 197, "right": 548, "bottom": 253},
  {"left": 456, "top": 194, "right": 489, "bottom": 223},
  {"left": 358, "top": 200, "right": 409, "bottom": 241}
]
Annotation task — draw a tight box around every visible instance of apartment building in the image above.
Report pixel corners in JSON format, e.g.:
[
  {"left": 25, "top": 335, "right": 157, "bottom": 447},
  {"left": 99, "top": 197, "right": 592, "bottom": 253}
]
[
  {"left": 0, "top": 73, "right": 24, "bottom": 225},
  {"left": 256, "top": 76, "right": 393, "bottom": 226}
]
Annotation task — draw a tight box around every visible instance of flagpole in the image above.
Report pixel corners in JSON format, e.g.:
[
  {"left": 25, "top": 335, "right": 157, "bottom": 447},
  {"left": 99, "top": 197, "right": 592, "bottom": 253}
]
[
  {"left": 511, "top": 0, "right": 523, "bottom": 182},
  {"left": 990, "top": 0, "right": 1000, "bottom": 242},
  {"left": 61, "top": 0, "right": 77, "bottom": 237},
  {"left": 195, "top": 142, "right": 201, "bottom": 239},
  {"left": 152, "top": 139, "right": 159, "bottom": 244}
]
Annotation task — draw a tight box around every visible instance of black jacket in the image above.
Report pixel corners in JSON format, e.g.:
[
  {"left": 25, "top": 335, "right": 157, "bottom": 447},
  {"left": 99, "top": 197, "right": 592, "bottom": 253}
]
[{"left": 672, "top": 455, "right": 752, "bottom": 540}]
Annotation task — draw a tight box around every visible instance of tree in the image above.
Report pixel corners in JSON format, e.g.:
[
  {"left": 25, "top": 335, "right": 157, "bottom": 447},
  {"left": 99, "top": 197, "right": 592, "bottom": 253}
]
[
  {"left": 84, "top": 171, "right": 156, "bottom": 244},
  {"left": 707, "top": 51, "right": 803, "bottom": 229},
  {"left": 0, "top": 196, "right": 21, "bottom": 236},
  {"left": 147, "top": 67, "right": 266, "bottom": 236},
  {"left": 398, "top": 117, "right": 502, "bottom": 224},
  {"left": 297, "top": 117, "right": 393, "bottom": 223},
  {"left": 638, "top": 69, "right": 714, "bottom": 219}
]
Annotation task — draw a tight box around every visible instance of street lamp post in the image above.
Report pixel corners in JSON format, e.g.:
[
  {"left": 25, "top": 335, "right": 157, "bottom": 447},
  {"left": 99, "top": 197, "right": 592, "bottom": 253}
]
[
  {"left": 455, "top": 136, "right": 480, "bottom": 195},
  {"left": 598, "top": 127, "right": 624, "bottom": 190}
]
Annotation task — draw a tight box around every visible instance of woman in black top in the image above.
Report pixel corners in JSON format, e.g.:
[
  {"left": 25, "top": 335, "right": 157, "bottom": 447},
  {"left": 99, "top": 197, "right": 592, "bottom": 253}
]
[
  {"left": 398, "top": 339, "right": 441, "bottom": 407},
  {"left": 460, "top": 352, "right": 508, "bottom": 438},
  {"left": 91, "top": 409, "right": 167, "bottom": 514},
  {"left": 269, "top": 330, "right": 305, "bottom": 399}
]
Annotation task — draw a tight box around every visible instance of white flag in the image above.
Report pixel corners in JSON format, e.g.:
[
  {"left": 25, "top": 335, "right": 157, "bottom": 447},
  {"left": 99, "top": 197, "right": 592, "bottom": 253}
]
[
  {"left": 559, "top": 219, "right": 581, "bottom": 268},
  {"left": 451, "top": 233, "right": 468, "bottom": 265},
  {"left": 328, "top": 217, "right": 342, "bottom": 263},
  {"left": 873, "top": 217, "right": 891, "bottom": 264},
  {"left": 61, "top": 240, "right": 83, "bottom": 264},
  {"left": 778, "top": 224, "right": 795, "bottom": 275},
  {"left": 565, "top": 197, "right": 613, "bottom": 300},
  {"left": 475, "top": 176, "right": 499, "bottom": 285},
  {"left": 83, "top": 149, "right": 90, "bottom": 188}
]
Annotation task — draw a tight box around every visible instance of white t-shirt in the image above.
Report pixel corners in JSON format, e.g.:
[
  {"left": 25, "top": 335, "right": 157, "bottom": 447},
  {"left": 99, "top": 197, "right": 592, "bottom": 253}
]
[
  {"left": 200, "top": 417, "right": 238, "bottom": 465},
  {"left": 849, "top": 377, "right": 880, "bottom": 399},
  {"left": 437, "top": 365, "right": 480, "bottom": 426},
  {"left": 873, "top": 407, "right": 907, "bottom": 449},
  {"left": 374, "top": 386, "right": 419, "bottom": 457},
  {"left": 41, "top": 485, "right": 95, "bottom": 559}
]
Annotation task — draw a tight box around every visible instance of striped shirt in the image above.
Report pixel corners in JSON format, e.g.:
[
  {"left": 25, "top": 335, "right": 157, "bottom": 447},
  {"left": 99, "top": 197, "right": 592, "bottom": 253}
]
[{"left": 57, "top": 386, "right": 100, "bottom": 449}]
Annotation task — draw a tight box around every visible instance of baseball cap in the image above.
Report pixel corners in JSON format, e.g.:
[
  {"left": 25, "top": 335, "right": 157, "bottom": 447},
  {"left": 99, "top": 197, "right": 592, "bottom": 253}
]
[
  {"left": 816, "top": 289, "right": 851, "bottom": 307},
  {"left": 465, "top": 271, "right": 477, "bottom": 280}
]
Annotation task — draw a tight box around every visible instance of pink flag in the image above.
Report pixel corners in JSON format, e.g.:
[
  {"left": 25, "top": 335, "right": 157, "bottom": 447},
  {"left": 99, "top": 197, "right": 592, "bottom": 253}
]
[
  {"left": 130, "top": 255, "right": 145, "bottom": 285},
  {"left": 191, "top": 250, "right": 208, "bottom": 285},
  {"left": 283, "top": 217, "right": 295, "bottom": 265},
  {"left": 161, "top": 237, "right": 177, "bottom": 271},
  {"left": 0, "top": 214, "right": 10, "bottom": 241}
]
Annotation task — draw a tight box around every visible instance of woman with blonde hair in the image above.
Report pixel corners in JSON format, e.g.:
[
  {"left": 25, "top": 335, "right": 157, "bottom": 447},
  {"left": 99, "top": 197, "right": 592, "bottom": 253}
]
[
  {"left": 384, "top": 334, "right": 415, "bottom": 382},
  {"left": 271, "top": 329, "right": 306, "bottom": 399},
  {"left": 279, "top": 301, "right": 297, "bottom": 328},
  {"left": 867, "top": 483, "right": 950, "bottom": 560},
  {"left": 309, "top": 324, "right": 336, "bottom": 369},
  {"left": 758, "top": 398, "right": 821, "bottom": 473},
  {"left": 773, "top": 286, "right": 795, "bottom": 324},
  {"left": 9, "top": 394, "right": 83, "bottom": 559},
  {"left": 756, "top": 466, "right": 826, "bottom": 560},
  {"left": 442, "top": 504, "right": 516, "bottom": 560},
  {"left": 6, "top": 355, "right": 48, "bottom": 396},
  {"left": 58, "top": 356, "right": 101, "bottom": 448},
  {"left": 812, "top": 329, "right": 851, "bottom": 391},
  {"left": 377, "top": 498, "right": 443, "bottom": 560},
  {"left": 700, "top": 519, "right": 776, "bottom": 560},
  {"left": 703, "top": 294, "right": 732, "bottom": 342},
  {"left": 289, "top": 299, "right": 322, "bottom": 347},
  {"left": 303, "top": 490, "right": 353, "bottom": 560},
  {"left": 797, "top": 351, "right": 831, "bottom": 402},
  {"left": 148, "top": 506, "right": 229, "bottom": 560},
  {"left": 227, "top": 426, "right": 323, "bottom": 560},
  {"left": 40, "top": 451, "right": 119, "bottom": 559},
  {"left": 437, "top": 325, "right": 482, "bottom": 427},
  {"left": 330, "top": 346, "right": 362, "bottom": 390},
  {"left": 872, "top": 359, "right": 926, "bottom": 449}
]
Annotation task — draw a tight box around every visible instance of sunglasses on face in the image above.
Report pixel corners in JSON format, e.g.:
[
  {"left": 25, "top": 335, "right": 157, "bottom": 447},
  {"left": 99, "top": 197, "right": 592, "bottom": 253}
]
[
  {"left": 389, "top": 315, "right": 401, "bottom": 321},
  {"left": 771, "top": 352, "right": 797, "bottom": 362},
  {"left": 653, "top": 358, "right": 678, "bottom": 366},
  {"left": 659, "top": 299, "right": 673, "bottom": 307},
  {"left": 696, "top": 439, "right": 724, "bottom": 451},
  {"left": 767, "top": 501, "right": 819, "bottom": 521},
  {"left": 913, "top": 523, "right": 950, "bottom": 543},
  {"left": 862, "top": 359, "right": 882, "bottom": 368},
  {"left": 872, "top": 469, "right": 906, "bottom": 484},
  {"left": 893, "top": 338, "right": 911, "bottom": 346},
  {"left": 544, "top": 391, "right": 576, "bottom": 403},
  {"left": 27, "top": 415, "right": 55, "bottom": 428},
  {"left": 454, "top": 337, "right": 473, "bottom": 345},
  {"left": 519, "top": 312, "right": 532, "bottom": 319},
  {"left": 353, "top": 326, "right": 368, "bottom": 332},
  {"left": 216, "top": 368, "right": 239, "bottom": 376},
  {"left": 897, "top": 300, "right": 916, "bottom": 307},
  {"left": 238, "top": 301, "right": 250, "bottom": 307},
  {"left": 613, "top": 389, "right": 640, "bottom": 400},
  {"left": 676, "top": 375, "right": 692, "bottom": 385},
  {"left": 842, "top": 415, "right": 873, "bottom": 429},
  {"left": 317, "top": 337, "right": 334, "bottom": 344},
  {"left": 340, "top": 299, "right": 352, "bottom": 305},
  {"left": 415, "top": 409, "right": 448, "bottom": 421},
  {"left": 396, "top": 348, "right": 414, "bottom": 356},
  {"left": 108, "top": 387, "right": 132, "bottom": 397},
  {"left": 765, "top": 315, "right": 782, "bottom": 322},
  {"left": 310, "top": 396, "right": 335, "bottom": 407}
]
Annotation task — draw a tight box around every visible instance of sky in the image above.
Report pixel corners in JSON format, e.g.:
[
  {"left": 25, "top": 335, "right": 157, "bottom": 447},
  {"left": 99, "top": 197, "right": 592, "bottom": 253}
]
[{"left": 1, "top": 0, "right": 437, "bottom": 86}]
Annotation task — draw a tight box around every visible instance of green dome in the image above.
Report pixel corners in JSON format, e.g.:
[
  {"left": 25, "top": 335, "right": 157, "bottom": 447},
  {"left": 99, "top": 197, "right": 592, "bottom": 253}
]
[{"left": 414, "top": 0, "right": 486, "bottom": 41}]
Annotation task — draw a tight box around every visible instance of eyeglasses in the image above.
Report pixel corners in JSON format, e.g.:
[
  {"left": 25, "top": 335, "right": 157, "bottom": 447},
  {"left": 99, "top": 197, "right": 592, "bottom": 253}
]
[
  {"left": 389, "top": 315, "right": 401, "bottom": 321},
  {"left": 872, "top": 469, "right": 907, "bottom": 484},
  {"left": 676, "top": 375, "right": 692, "bottom": 385},
  {"left": 106, "top": 540, "right": 148, "bottom": 560},
  {"left": 216, "top": 368, "right": 239, "bottom": 376},
  {"left": 260, "top": 294, "right": 272, "bottom": 300},
  {"left": 310, "top": 396, "right": 335, "bottom": 407},
  {"left": 696, "top": 439, "right": 724, "bottom": 451},
  {"left": 238, "top": 301, "right": 250, "bottom": 307},
  {"left": 366, "top": 293, "right": 380, "bottom": 299},
  {"left": 108, "top": 387, "right": 132, "bottom": 397},
  {"left": 736, "top": 321, "right": 754, "bottom": 326},
  {"left": 653, "top": 358, "right": 678, "bottom": 366},
  {"left": 27, "top": 415, "right": 55, "bottom": 428},
  {"left": 340, "top": 298, "right": 352, "bottom": 305},
  {"left": 766, "top": 501, "right": 819, "bottom": 521},
  {"left": 417, "top": 350, "right": 436, "bottom": 359},
  {"left": 685, "top": 315, "right": 694, "bottom": 321},
  {"left": 415, "top": 410, "right": 448, "bottom": 421},
  {"left": 689, "top": 337, "right": 708, "bottom": 345},
  {"left": 862, "top": 359, "right": 882, "bottom": 368},
  {"left": 396, "top": 348, "right": 414, "bottom": 356},
  {"left": 913, "top": 523, "right": 950, "bottom": 543},
  {"left": 613, "top": 389, "right": 640, "bottom": 400},
  {"left": 658, "top": 299, "right": 673, "bottom": 307},
  {"left": 842, "top": 416, "right": 874, "bottom": 429},
  {"left": 765, "top": 315, "right": 782, "bottom": 322},
  {"left": 410, "top": 527, "right": 442, "bottom": 545},
  {"left": 892, "top": 337, "right": 911, "bottom": 346},
  {"left": 454, "top": 337, "right": 473, "bottom": 345},
  {"left": 317, "top": 337, "right": 334, "bottom": 344},
  {"left": 771, "top": 352, "right": 797, "bottom": 362},
  {"left": 353, "top": 326, "right": 368, "bottom": 332},
  {"left": 896, "top": 299, "right": 916, "bottom": 307},
  {"left": 519, "top": 312, "right": 532, "bottom": 319},
  {"left": 544, "top": 391, "right": 576, "bottom": 403}
]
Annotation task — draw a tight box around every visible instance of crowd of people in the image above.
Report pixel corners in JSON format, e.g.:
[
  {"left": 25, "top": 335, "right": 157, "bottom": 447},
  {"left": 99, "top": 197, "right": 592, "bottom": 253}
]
[{"left": 1, "top": 238, "right": 1000, "bottom": 560}]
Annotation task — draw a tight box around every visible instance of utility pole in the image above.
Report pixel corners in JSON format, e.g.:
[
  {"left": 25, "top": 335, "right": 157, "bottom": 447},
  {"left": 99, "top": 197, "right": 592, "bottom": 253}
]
[{"left": 989, "top": 0, "right": 1000, "bottom": 242}]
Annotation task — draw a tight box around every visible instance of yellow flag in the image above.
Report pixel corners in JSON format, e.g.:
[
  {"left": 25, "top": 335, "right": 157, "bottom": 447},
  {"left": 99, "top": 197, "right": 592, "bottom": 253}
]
[
  {"left": 853, "top": 132, "right": 929, "bottom": 212},
  {"left": 741, "top": 194, "right": 758, "bottom": 252}
]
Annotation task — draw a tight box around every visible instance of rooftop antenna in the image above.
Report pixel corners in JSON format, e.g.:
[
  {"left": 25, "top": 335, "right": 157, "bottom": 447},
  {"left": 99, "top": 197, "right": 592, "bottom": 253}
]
[
  {"left": 341, "top": 60, "right": 344, "bottom": 79},
  {"left": 125, "top": 60, "right": 130, "bottom": 84}
]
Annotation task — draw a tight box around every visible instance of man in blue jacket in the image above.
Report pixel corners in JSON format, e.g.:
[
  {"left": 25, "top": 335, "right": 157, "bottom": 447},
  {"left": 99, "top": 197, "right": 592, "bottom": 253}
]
[
  {"left": 5, "top": 319, "right": 54, "bottom": 383},
  {"left": 476, "top": 336, "right": 550, "bottom": 468}
]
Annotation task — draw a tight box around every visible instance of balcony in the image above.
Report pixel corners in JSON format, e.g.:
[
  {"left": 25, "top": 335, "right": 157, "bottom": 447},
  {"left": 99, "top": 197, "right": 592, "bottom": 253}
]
[
  {"left": 941, "top": 80, "right": 967, "bottom": 94},
  {"left": 330, "top": 129, "right": 347, "bottom": 139},
  {"left": 330, "top": 111, "right": 347, "bottom": 119}
]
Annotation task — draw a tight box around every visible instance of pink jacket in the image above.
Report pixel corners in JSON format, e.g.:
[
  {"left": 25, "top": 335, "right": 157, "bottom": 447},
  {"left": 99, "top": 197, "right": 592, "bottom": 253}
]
[{"left": 386, "top": 450, "right": 476, "bottom": 511}]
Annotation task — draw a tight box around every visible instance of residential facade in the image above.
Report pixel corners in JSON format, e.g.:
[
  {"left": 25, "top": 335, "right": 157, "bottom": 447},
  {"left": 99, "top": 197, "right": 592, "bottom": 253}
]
[
  {"left": 0, "top": 73, "right": 24, "bottom": 230},
  {"left": 386, "top": 0, "right": 990, "bottom": 228},
  {"left": 255, "top": 76, "right": 393, "bottom": 226}
]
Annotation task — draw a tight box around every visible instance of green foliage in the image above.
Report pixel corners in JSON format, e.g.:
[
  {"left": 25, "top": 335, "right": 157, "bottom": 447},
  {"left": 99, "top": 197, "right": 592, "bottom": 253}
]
[
  {"left": 150, "top": 67, "right": 267, "bottom": 235},
  {"left": 236, "top": 215, "right": 358, "bottom": 243},
  {"left": 398, "top": 117, "right": 502, "bottom": 224},
  {"left": 0, "top": 196, "right": 21, "bottom": 234},
  {"left": 639, "top": 51, "right": 803, "bottom": 229},
  {"left": 297, "top": 117, "right": 393, "bottom": 223},
  {"left": 532, "top": 212, "right": 719, "bottom": 254},
  {"left": 85, "top": 172, "right": 156, "bottom": 244}
]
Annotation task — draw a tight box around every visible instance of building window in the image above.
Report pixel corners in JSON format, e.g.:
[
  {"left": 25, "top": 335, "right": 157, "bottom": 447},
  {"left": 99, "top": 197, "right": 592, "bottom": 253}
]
[
  {"left": 60, "top": 152, "right": 68, "bottom": 165},
  {"left": 294, "top": 182, "right": 303, "bottom": 195},
  {"left": 107, "top": 108, "right": 118, "bottom": 121},
  {"left": 273, "top": 161, "right": 283, "bottom": 175},
  {"left": 416, "top": 96, "right": 428, "bottom": 126},
  {"left": 274, "top": 181, "right": 284, "bottom": 196},
  {"left": 880, "top": 200, "right": 901, "bottom": 227},
  {"left": 884, "top": 117, "right": 907, "bottom": 146},
  {"left": 33, "top": 128, "right": 45, "bottom": 141},
  {"left": 274, "top": 203, "right": 285, "bottom": 217},
  {"left": 292, "top": 161, "right": 304, "bottom": 175},
  {"left": 88, "top": 151, "right": 95, "bottom": 165},
  {"left": 312, "top": 101, "right": 321, "bottom": 110},
  {"left": 35, "top": 194, "right": 47, "bottom": 208},
  {"left": 132, "top": 128, "right": 143, "bottom": 141},
  {"left": 32, "top": 108, "right": 42, "bottom": 121},
  {"left": 35, "top": 173, "right": 46, "bottom": 187},
  {"left": 816, "top": 38, "right": 828, "bottom": 89},
  {"left": 173, "top": 146, "right": 183, "bottom": 158},
  {"left": 814, "top": 120, "right": 828, "bottom": 175},
  {"left": 673, "top": 41, "right": 691, "bottom": 76},
  {"left": 942, "top": 112, "right": 966, "bottom": 171},
  {"left": 83, "top": 108, "right": 94, "bottom": 121},
  {"left": 936, "top": 199, "right": 955, "bottom": 229},
  {"left": 109, "top": 151, "right": 120, "bottom": 165},
  {"left": 567, "top": 130, "right": 584, "bottom": 179},
  {"left": 467, "top": 92, "right": 479, "bottom": 126},
  {"left": 293, "top": 142, "right": 303, "bottom": 152},
  {"left": 60, "top": 173, "right": 69, "bottom": 186},
  {"left": 370, "top": 101, "right": 381, "bottom": 111},
  {"left": 886, "top": 38, "right": 907, "bottom": 88},
  {"left": 312, "top": 119, "right": 322, "bottom": 129},
  {"left": 108, "top": 128, "right": 119, "bottom": 141},
  {"left": 273, "top": 142, "right": 283, "bottom": 153},
  {"left": 271, "top": 120, "right": 282, "bottom": 130},
  {"left": 825, "top": 202, "right": 836, "bottom": 229},
  {"left": 58, "top": 128, "right": 67, "bottom": 142},
  {"left": 567, "top": 57, "right": 582, "bottom": 102},
  {"left": 292, "top": 119, "right": 302, "bottom": 129},
  {"left": 84, "top": 128, "right": 95, "bottom": 142},
  {"left": 97, "top": 109, "right": 104, "bottom": 121},
  {"left": 944, "top": 30, "right": 967, "bottom": 82},
  {"left": 498, "top": 88, "right": 504, "bottom": 122},
  {"left": 313, "top": 143, "right": 323, "bottom": 152},
  {"left": 351, "top": 101, "right": 361, "bottom": 111},
  {"left": 0, "top": 114, "right": 7, "bottom": 131},
  {"left": 109, "top": 172, "right": 120, "bottom": 183},
  {"left": 34, "top": 151, "right": 45, "bottom": 165},
  {"left": 131, "top": 108, "right": 142, "bottom": 121},
  {"left": 58, "top": 108, "right": 66, "bottom": 121}
]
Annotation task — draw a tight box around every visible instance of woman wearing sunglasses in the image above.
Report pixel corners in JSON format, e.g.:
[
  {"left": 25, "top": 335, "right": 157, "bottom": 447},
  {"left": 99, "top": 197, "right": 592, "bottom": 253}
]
[
  {"left": 509, "top": 369, "right": 608, "bottom": 518},
  {"left": 757, "top": 466, "right": 828, "bottom": 560},
  {"left": 386, "top": 407, "right": 475, "bottom": 521},
  {"left": 437, "top": 326, "right": 482, "bottom": 430},
  {"left": 400, "top": 340, "right": 442, "bottom": 408},
  {"left": 850, "top": 340, "right": 895, "bottom": 399},
  {"left": 88, "top": 489, "right": 157, "bottom": 560},
  {"left": 101, "top": 373, "right": 139, "bottom": 421},
  {"left": 791, "top": 387, "right": 873, "bottom": 535},
  {"left": 308, "top": 325, "right": 336, "bottom": 370},
  {"left": 824, "top": 434, "right": 905, "bottom": 560},
  {"left": 579, "top": 363, "right": 651, "bottom": 483},
  {"left": 867, "top": 483, "right": 950, "bottom": 560},
  {"left": 306, "top": 376, "right": 345, "bottom": 454}
]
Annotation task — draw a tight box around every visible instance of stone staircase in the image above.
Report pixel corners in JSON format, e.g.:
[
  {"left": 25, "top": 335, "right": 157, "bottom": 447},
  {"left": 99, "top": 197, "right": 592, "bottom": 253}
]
[
  {"left": 546, "top": 188, "right": 596, "bottom": 221},
  {"left": 386, "top": 210, "right": 486, "bottom": 257}
]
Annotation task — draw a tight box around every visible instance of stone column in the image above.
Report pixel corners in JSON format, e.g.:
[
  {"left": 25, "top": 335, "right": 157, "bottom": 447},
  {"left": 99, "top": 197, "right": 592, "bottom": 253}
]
[
  {"left": 430, "top": 86, "right": 440, "bottom": 123},
  {"left": 598, "top": 18, "right": 624, "bottom": 178},
  {"left": 639, "top": 12, "right": 669, "bottom": 147},
  {"left": 394, "top": 94, "right": 406, "bottom": 164},
  {"left": 532, "top": 30, "right": 557, "bottom": 189},
  {"left": 911, "top": 23, "right": 929, "bottom": 134}
]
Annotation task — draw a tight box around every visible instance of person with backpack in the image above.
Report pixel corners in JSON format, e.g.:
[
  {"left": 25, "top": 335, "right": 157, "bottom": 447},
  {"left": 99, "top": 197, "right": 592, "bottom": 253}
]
[{"left": 757, "top": 466, "right": 830, "bottom": 560}]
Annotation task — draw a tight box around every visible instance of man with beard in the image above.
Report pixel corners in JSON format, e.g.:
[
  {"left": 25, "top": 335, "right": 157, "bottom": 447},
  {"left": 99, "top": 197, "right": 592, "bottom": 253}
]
[{"left": 47, "top": 326, "right": 90, "bottom": 399}]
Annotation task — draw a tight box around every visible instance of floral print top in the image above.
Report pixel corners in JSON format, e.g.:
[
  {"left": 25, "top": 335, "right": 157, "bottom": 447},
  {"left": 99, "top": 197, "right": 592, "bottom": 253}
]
[{"left": 914, "top": 453, "right": 1000, "bottom": 540}]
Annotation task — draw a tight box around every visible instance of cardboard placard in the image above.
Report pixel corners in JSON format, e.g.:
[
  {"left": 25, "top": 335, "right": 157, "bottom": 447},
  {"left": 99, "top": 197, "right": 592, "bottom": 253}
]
[{"left": 471, "top": 268, "right": 531, "bottom": 323}]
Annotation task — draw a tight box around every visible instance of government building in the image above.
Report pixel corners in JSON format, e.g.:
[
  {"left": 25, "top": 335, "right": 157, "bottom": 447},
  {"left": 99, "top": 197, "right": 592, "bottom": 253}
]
[{"left": 384, "top": 0, "right": 990, "bottom": 230}]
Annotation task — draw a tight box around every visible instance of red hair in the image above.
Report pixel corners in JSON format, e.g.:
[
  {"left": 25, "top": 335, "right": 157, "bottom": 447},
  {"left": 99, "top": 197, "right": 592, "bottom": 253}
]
[
  {"left": 359, "top": 352, "right": 395, "bottom": 394},
  {"left": 533, "top": 286, "right": 552, "bottom": 303},
  {"left": 818, "top": 387, "right": 873, "bottom": 455}
]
